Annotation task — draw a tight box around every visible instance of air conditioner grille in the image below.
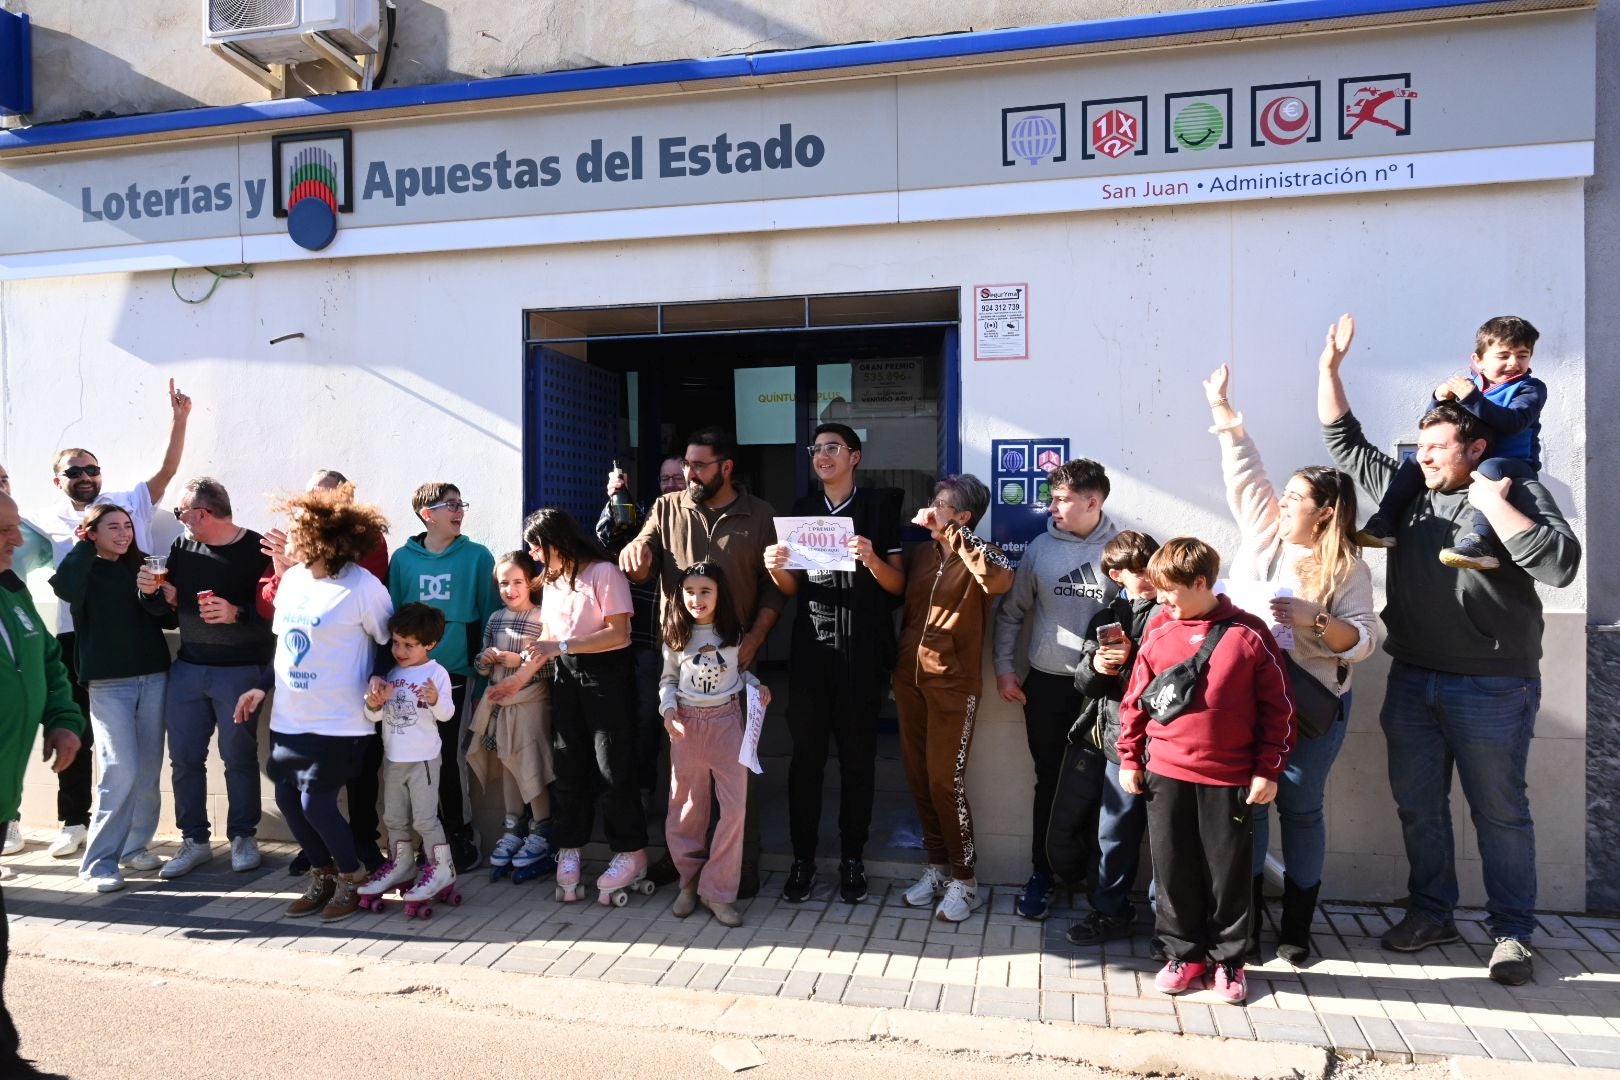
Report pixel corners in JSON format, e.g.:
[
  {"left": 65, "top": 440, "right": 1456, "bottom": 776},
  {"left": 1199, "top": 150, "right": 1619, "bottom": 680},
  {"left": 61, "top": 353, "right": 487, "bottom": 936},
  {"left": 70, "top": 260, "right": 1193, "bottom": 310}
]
[{"left": 209, "top": 0, "right": 298, "bottom": 33}]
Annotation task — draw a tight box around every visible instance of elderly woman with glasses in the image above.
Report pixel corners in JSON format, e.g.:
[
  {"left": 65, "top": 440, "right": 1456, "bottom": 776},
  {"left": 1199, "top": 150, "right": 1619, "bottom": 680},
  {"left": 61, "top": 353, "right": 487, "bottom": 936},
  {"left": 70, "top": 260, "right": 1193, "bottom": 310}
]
[{"left": 892, "top": 474, "right": 1014, "bottom": 924}]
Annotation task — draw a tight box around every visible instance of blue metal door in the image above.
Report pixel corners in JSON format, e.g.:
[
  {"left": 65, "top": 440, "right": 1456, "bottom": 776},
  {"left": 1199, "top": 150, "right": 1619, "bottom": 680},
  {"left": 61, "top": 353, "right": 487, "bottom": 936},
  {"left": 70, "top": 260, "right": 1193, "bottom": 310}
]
[{"left": 525, "top": 346, "right": 622, "bottom": 526}]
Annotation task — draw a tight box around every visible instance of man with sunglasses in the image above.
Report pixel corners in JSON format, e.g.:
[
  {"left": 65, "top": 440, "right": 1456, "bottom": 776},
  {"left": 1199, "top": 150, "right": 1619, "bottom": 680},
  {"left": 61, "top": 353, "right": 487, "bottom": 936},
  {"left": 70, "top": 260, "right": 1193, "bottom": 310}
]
[
  {"left": 764, "top": 423, "right": 904, "bottom": 904},
  {"left": 619, "top": 427, "right": 784, "bottom": 897},
  {"left": 28, "top": 380, "right": 190, "bottom": 861}
]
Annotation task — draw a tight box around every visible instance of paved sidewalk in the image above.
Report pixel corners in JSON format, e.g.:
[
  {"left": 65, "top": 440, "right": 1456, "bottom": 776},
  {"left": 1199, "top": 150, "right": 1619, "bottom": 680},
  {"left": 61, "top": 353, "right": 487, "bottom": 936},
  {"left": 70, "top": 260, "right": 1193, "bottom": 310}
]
[{"left": 5, "top": 835, "right": 1618, "bottom": 1070}]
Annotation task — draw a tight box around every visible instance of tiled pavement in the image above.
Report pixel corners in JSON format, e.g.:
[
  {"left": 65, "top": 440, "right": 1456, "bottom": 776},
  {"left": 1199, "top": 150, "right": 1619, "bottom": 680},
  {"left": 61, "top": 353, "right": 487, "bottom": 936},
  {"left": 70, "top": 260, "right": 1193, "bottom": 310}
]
[{"left": 5, "top": 838, "right": 1619, "bottom": 1070}]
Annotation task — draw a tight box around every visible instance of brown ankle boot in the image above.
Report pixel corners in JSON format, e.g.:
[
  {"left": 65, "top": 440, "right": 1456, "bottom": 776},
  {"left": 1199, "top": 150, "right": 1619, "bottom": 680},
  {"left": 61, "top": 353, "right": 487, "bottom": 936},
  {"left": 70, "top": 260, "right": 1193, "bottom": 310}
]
[
  {"left": 321, "top": 867, "right": 370, "bottom": 922},
  {"left": 286, "top": 864, "right": 336, "bottom": 918}
]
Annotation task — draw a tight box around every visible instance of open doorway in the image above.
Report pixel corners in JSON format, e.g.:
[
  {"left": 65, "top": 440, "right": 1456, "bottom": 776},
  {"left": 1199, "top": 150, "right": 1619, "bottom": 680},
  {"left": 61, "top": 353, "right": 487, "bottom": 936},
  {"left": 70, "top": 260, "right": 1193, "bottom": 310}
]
[{"left": 522, "top": 289, "right": 961, "bottom": 869}]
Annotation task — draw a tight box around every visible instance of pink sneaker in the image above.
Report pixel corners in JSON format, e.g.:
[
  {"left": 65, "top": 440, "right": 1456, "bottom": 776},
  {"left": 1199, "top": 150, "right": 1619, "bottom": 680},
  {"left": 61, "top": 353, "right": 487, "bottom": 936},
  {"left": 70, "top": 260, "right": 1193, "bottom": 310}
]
[
  {"left": 1212, "top": 962, "right": 1247, "bottom": 1004},
  {"left": 554, "top": 848, "right": 586, "bottom": 903},
  {"left": 1153, "top": 959, "right": 1209, "bottom": 995},
  {"left": 595, "top": 849, "right": 649, "bottom": 906}
]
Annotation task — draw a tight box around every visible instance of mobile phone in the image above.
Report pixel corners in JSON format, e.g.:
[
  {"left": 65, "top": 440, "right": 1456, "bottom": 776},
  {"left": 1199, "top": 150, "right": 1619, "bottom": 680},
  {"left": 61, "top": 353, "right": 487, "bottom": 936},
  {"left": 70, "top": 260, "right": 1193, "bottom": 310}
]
[{"left": 1097, "top": 622, "right": 1126, "bottom": 647}]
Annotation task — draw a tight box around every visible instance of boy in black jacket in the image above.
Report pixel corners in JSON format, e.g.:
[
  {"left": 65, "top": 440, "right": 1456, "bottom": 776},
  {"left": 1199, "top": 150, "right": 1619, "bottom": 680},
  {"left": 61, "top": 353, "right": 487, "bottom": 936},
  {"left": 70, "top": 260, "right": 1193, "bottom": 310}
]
[{"left": 1060, "top": 531, "right": 1160, "bottom": 947}]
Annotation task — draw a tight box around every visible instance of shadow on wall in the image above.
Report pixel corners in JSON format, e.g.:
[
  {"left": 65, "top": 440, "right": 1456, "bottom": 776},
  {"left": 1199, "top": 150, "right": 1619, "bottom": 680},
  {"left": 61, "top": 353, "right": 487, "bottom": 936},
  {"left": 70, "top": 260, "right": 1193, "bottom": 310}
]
[{"left": 25, "top": 23, "right": 206, "bottom": 124}]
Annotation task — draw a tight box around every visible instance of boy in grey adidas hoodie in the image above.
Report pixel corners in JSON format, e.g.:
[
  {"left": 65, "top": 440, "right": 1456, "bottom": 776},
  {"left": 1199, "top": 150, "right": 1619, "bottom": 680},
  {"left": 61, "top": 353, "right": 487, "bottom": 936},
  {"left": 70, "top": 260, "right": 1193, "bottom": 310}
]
[{"left": 992, "top": 459, "right": 1118, "bottom": 919}]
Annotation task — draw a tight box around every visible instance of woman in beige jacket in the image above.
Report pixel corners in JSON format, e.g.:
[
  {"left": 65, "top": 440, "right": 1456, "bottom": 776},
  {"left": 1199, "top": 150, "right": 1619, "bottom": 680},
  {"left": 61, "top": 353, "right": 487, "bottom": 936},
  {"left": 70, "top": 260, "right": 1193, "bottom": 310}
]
[{"left": 1203, "top": 361, "right": 1378, "bottom": 966}]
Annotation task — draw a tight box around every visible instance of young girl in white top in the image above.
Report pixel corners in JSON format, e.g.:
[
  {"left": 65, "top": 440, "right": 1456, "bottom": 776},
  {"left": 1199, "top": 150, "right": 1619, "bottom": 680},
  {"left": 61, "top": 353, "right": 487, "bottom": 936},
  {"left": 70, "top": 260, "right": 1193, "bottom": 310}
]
[
  {"left": 471, "top": 550, "right": 555, "bottom": 883},
  {"left": 659, "top": 561, "right": 769, "bottom": 928}
]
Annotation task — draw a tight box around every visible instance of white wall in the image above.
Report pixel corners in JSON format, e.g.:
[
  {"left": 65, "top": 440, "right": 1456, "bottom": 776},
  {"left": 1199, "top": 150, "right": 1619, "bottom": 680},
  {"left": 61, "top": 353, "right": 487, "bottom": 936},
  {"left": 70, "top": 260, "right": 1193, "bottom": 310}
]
[{"left": 1, "top": 178, "right": 1588, "bottom": 906}]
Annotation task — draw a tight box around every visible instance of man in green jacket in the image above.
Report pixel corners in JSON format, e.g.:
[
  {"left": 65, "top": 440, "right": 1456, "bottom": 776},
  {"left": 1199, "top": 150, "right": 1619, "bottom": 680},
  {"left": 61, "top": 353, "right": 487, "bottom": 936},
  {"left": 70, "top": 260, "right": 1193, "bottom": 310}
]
[{"left": 0, "top": 490, "right": 84, "bottom": 1076}]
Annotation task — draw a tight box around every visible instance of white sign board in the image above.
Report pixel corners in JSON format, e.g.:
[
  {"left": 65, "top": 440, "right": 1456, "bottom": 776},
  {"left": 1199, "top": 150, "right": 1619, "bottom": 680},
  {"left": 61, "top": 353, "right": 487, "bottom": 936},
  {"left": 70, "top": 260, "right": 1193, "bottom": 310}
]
[
  {"left": 739, "top": 684, "right": 766, "bottom": 776},
  {"left": 773, "top": 515, "right": 857, "bottom": 572},
  {"left": 1216, "top": 578, "right": 1296, "bottom": 650},
  {"left": 974, "top": 283, "right": 1028, "bottom": 360}
]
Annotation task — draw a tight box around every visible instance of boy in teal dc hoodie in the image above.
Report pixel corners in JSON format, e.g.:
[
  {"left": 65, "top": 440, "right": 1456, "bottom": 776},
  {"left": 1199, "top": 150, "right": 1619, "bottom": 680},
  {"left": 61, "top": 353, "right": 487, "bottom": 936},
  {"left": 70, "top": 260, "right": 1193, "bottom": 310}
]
[{"left": 387, "top": 481, "right": 500, "bottom": 872}]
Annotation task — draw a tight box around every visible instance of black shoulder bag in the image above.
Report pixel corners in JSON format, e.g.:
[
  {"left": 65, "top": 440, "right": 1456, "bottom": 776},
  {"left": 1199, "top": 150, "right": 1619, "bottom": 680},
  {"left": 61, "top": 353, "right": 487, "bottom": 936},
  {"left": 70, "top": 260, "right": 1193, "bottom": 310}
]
[
  {"left": 1284, "top": 655, "right": 1347, "bottom": 739},
  {"left": 1137, "top": 621, "right": 1232, "bottom": 725}
]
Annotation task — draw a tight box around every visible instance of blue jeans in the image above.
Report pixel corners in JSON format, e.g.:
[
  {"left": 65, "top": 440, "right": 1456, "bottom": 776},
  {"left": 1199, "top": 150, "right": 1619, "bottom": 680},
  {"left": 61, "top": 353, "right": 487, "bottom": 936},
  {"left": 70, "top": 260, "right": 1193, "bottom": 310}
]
[
  {"left": 165, "top": 660, "right": 267, "bottom": 842},
  {"left": 1381, "top": 660, "right": 1540, "bottom": 940},
  {"left": 79, "top": 673, "right": 168, "bottom": 880},
  {"left": 1093, "top": 759, "right": 1148, "bottom": 917},
  {"left": 1252, "top": 690, "right": 1353, "bottom": 887}
]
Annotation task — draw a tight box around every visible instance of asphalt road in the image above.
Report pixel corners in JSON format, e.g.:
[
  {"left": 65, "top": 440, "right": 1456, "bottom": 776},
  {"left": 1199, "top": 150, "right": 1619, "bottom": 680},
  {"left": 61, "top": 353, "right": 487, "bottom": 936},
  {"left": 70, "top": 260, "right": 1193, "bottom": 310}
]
[{"left": 7, "top": 954, "right": 1102, "bottom": 1080}]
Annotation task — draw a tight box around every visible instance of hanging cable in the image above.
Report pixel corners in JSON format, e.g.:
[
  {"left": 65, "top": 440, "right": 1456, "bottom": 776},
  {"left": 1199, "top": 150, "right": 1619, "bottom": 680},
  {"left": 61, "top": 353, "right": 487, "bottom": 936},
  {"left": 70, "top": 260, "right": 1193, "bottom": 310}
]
[{"left": 170, "top": 265, "right": 253, "bottom": 304}]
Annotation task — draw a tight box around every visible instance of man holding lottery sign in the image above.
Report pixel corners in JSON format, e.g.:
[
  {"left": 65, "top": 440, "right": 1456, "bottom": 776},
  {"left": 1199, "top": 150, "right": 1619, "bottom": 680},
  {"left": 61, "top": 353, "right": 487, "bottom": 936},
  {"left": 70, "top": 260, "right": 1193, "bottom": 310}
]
[{"left": 765, "top": 423, "right": 904, "bottom": 906}]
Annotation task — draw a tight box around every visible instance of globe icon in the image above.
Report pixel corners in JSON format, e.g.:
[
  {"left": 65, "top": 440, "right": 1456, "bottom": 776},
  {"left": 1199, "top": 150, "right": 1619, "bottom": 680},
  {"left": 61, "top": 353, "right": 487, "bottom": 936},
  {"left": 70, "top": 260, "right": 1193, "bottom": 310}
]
[{"left": 1009, "top": 114, "right": 1060, "bottom": 165}]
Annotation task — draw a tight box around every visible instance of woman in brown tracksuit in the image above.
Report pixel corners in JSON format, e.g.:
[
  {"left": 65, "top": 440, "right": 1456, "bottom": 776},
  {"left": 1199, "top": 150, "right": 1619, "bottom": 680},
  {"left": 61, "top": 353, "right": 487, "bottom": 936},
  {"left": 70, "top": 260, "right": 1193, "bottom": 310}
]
[{"left": 893, "top": 474, "right": 1014, "bottom": 923}]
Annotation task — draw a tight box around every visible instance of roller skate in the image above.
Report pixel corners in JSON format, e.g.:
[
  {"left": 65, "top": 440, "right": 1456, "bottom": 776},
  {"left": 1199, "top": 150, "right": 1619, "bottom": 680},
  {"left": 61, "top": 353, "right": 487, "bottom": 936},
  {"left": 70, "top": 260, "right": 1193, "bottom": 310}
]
[
  {"left": 510, "top": 823, "right": 556, "bottom": 885},
  {"left": 596, "top": 849, "right": 654, "bottom": 908},
  {"left": 488, "top": 830, "right": 524, "bottom": 882},
  {"left": 554, "top": 847, "right": 587, "bottom": 903},
  {"left": 401, "top": 843, "right": 461, "bottom": 919},
  {"left": 357, "top": 841, "right": 418, "bottom": 912}
]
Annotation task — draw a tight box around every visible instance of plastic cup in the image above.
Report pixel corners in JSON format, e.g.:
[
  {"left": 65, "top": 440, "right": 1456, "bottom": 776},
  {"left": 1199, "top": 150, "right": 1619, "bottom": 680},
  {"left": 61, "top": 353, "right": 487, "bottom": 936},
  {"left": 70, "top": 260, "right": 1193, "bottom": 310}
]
[{"left": 144, "top": 555, "right": 168, "bottom": 584}]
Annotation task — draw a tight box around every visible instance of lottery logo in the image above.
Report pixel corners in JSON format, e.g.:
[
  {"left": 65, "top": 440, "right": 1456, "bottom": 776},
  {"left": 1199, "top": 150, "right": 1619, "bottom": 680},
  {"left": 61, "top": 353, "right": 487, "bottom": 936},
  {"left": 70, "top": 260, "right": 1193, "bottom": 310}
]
[
  {"left": 1001, "top": 448, "right": 1027, "bottom": 471},
  {"left": 1090, "top": 109, "right": 1139, "bottom": 158},
  {"left": 1173, "top": 102, "right": 1224, "bottom": 150},
  {"left": 285, "top": 628, "right": 312, "bottom": 668},
  {"left": 1260, "top": 96, "right": 1311, "bottom": 144}
]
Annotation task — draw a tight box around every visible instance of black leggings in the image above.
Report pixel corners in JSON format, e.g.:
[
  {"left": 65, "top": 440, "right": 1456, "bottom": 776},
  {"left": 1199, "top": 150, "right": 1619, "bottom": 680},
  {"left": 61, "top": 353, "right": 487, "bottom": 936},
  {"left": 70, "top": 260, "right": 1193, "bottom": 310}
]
[
  {"left": 53, "top": 633, "right": 94, "bottom": 828},
  {"left": 549, "top": 650, "right": 647, "bottom": 853}
]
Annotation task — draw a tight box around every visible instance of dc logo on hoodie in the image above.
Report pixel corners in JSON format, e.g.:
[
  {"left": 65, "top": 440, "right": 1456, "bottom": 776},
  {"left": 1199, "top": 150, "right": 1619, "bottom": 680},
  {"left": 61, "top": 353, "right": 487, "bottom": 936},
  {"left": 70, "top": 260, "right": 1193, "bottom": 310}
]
[
  {"left": 1052, "top": 563, "right": 1106, "bottom": 601},
  {"left": 419, "top": 573, "right": 452, "bottom": 601}
]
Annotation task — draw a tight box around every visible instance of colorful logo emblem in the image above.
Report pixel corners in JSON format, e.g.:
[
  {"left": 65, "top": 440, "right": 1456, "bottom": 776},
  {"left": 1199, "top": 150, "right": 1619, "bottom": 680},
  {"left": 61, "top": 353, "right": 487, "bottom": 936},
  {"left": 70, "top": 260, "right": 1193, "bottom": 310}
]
[
  {"left": 1338, "top": 74, "right": 1416, "bottom": 139},
  {"left": 271, "top": 129, "right": 354, "bottom": 251},
  {"left": 1001, "top": 481, "right": 1027, "bottom": 506},
  {"left": 1000, "top": 447, "right": 1027, "bottom": 472},
  {"left": 1036, "top": 448, "right": 1062, "bottom": 473},
  {"left": 285, "top": 628, "right": 312, "bottom": 668},
  {"left": 1090, "top": 109, "right": 1139, "bottom": 158},
  {"left": 1080, "top": 97, "right": 1148, "bottom": 161},
  {"left": 1172, "top": 102, "right": 1223, "bottom": 150},
  {"left": 1001, "top": 104, "right": 1068, "bottom": 167},
  {"left": 1250, "top": 82, "right": 1321, "bottom": 148}
]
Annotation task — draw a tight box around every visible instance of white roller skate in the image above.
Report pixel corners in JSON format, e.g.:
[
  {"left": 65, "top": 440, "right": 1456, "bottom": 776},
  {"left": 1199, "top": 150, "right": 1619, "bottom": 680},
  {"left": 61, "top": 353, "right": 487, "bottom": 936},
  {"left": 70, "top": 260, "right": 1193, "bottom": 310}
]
[
  {"left": 401, "top": 843, "right": 461, "bottom": 919},
  {"left": 554, "top": 847, "right": 587, "bottom": 903},
  {"left": 488, "top": 830, "right": 524, "bottom": 882},
  {"left": 357, "top": 841, "right": 418, "bottom": 913},
  {"left": 510, "top": 825, "right": 556, "bottom": 885},
  {"left": 596, "top": 849, "right": 654, "bottom": 908}
]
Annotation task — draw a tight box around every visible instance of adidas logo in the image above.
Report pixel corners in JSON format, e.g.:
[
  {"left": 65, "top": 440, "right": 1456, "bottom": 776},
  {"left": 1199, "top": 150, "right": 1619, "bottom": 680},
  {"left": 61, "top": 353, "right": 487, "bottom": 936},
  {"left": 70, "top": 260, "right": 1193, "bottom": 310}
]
[{"left": 1053, "top": 562, "right": 1107, "bottom": 600}]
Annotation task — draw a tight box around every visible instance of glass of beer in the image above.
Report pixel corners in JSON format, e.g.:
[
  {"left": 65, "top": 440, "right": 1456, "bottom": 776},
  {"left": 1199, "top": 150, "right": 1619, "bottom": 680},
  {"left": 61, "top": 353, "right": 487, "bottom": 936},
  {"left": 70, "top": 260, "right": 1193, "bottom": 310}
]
[{"left": 144, "top": 555, "right": 168, "bottom": 585}]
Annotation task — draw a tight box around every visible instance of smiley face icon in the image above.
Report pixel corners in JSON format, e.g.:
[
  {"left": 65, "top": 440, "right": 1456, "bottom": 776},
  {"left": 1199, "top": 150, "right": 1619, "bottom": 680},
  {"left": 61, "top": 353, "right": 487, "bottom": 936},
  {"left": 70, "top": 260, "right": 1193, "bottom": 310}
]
[{"left": 1172, "top": 101, "right": 1225, "bottom": 151}]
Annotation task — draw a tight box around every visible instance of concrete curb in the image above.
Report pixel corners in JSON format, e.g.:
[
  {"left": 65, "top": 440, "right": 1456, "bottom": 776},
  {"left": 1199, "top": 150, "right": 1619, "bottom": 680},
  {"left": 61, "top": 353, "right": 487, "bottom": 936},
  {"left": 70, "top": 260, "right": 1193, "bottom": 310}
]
[
  {"left": 14, "top": 923, "right": 1329, "bottom": 1080},
  {"left": 1450, "top": 1060, "right": 1593, "bottom": 1080}
]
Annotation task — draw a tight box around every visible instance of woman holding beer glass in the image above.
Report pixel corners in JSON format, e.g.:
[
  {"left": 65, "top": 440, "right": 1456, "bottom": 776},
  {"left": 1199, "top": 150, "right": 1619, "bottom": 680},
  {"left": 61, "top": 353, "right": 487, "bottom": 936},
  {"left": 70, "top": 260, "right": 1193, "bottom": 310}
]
[{"left": 48, "top": 504, "right": 175, "bottom": 891}]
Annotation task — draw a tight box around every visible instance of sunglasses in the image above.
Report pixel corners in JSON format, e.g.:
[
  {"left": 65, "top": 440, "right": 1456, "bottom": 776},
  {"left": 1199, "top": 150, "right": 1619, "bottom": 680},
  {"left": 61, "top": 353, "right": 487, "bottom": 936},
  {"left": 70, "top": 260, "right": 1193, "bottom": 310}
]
[{"left": 59, "top": 465, "right": 103, "bottom": 480}]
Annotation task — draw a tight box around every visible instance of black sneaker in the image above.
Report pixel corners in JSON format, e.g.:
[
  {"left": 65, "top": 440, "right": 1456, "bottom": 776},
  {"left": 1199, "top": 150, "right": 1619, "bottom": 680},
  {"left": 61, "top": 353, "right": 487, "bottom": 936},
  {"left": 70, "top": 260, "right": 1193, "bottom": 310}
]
[
  {"left": 1066, "top": 908, "right": 1135, "bottom": 946},
  {"left": 838, "top": 858, "right": 868, "bottom": 903},
  {"left": 450, "top": 831, "right": 481, "bottom": 874},
  {"left": 1354, "top": 513, "right": 1397, "bottom": 549},
  {"left": 1015, "top": 870, "right": 1054, "bottom": 920},
  {"left": 1488, "top": 937, "right": 1534, "bottom": 985},
  {"left": 288, "top": 850, "right": 311, "bottom": 877},
  {"left": 646, "top": 850, "right": 680, "bottom": 887},
  {"left": 1381, "top": 910, "right": 1461, "bottom": 952},
  {"left": 783, "top": 858, "right": 816, "bottom": 903},
  {"left": 1439, "top": 533, "right": 1501, "bottom": 571},
  {"left": 737, "top": 863, "right": 760, "bottom": 901}
]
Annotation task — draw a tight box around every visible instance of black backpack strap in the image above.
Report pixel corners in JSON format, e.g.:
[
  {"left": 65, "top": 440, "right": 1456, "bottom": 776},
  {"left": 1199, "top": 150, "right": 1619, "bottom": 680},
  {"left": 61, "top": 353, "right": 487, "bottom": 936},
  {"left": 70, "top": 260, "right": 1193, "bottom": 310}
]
[{"left": 1188, "top": 619, "right": 1232, "bottom": 675}]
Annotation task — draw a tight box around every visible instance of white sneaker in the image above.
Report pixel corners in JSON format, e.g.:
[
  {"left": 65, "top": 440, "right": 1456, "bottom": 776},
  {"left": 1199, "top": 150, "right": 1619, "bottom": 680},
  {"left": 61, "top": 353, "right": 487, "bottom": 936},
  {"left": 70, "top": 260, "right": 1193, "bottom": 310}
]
[
  {"left": 230, "top": 835, "right": 262, "bottom": 872},
  {"left": 903, "top": 865, "right": 949, "bottom": 908},
  {"left": 2, "top": 820, "right": 22, "bottom": 855},
  {"left": 120, "top": 850, "right": 164, "bottom": 872},
  {"left": 47, "top": 824, "right": 87, "bottom": 858},
  {"left": 935, "top": 877, "right": 980, "bottom": 923},
  {"left": 158, "top": 838, "right": 213, "bottom": 879},
  {"left": 84, "top": 871, "right": 125, "bottom": 893}
]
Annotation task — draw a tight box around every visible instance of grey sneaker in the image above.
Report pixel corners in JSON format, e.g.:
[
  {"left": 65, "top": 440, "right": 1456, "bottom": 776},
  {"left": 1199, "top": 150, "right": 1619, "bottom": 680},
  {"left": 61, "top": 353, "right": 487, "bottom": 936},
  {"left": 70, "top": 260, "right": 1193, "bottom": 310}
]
[
  {"left": 1381, "top": 910, "right": 1461, "bottom": 952},
  {"left": 158, "top": 838, "right": 214, "bottom": 880},
  {"left": 120, "top": 850, "right": 164, "bottom": 872},
  {"left": 230, "top": 835, "right": 262, "bottom": 872},
  {"left": 2, "top": 820, "right": 22, "bottom": 855},
  {"left": 1489, "top": 938, "right": 1534, "bottom": 985}
]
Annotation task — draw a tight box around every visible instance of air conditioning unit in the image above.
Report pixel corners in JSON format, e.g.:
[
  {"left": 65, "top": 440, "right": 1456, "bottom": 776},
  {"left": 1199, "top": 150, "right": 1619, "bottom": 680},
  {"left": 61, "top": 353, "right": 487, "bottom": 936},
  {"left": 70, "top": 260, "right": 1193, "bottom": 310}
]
[{"left": 203, "top": 0, "right": 379, "bottom": 67}]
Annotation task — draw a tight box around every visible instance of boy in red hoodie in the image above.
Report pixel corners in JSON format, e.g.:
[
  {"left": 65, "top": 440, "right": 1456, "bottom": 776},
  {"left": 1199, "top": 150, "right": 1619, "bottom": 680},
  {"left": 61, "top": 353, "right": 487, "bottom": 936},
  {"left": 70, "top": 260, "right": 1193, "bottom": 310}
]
[{"left": 1117, "top": 537, "right": 1294, "bottom": 1004}]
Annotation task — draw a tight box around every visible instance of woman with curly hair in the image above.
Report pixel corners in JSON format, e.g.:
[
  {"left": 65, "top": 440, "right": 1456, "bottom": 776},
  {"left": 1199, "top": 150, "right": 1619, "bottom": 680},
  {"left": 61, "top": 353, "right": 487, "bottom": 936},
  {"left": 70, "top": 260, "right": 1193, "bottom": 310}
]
[{"left": 234, "top": 487, "right": 393, "bottom": 922}]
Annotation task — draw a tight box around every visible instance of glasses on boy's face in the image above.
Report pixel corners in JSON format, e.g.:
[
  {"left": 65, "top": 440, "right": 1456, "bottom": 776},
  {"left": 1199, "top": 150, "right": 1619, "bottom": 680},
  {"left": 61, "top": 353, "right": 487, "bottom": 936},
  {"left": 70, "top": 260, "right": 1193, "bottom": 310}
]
[
  {"left": 805, "top": 443, "right": 850, "bottom": 458},
  {"left": 428, "top": 500, "right": 470, "bottom": 512},
  {"left": 59, "top": 465, "right": 103, "bottom": 480}
]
